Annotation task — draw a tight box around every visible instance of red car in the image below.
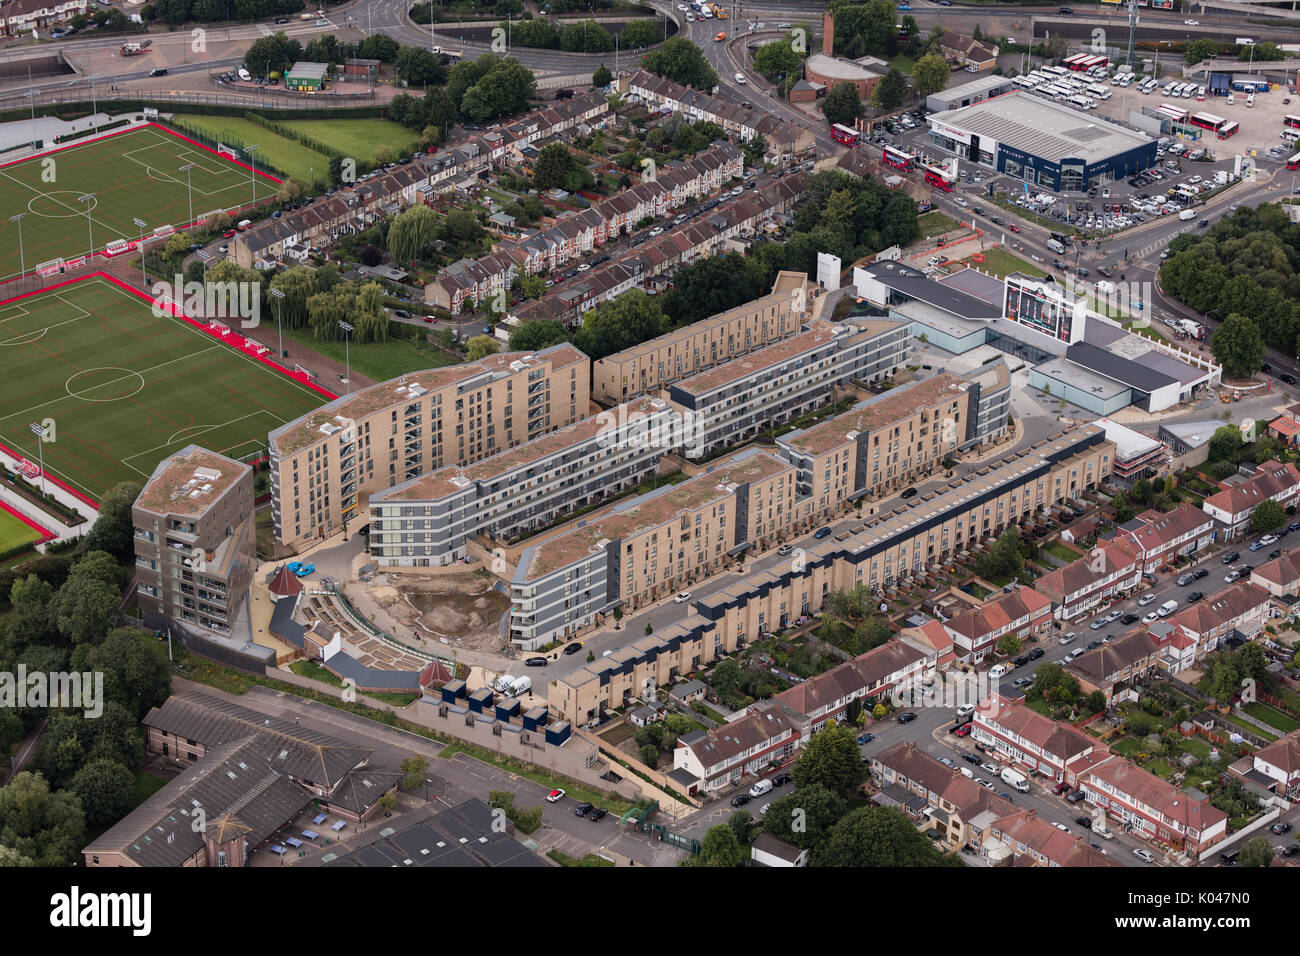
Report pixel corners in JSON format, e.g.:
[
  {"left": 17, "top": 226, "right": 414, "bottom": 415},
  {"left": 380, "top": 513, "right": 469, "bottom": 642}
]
[
  {"left": 223, "top": 229, "right": 237, "bottom": 238},
  {"left": 1008, "top": 224, "right": 1021, "bottom": 233},
  {"left": 953, "top": 723, "right": 972, "bottom": 737},
  {"left": 1052, "top": 781, "right": 1071, "bottom": 796}
]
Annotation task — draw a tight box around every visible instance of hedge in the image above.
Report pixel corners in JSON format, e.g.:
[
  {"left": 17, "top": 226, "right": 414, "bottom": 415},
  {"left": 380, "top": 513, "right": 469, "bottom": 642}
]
[
  {"left": 0, "top": 99, "right": 390, "bottom": 127},
  {"left": 53, "top": 117, "right": 132, "bottom": 144}
]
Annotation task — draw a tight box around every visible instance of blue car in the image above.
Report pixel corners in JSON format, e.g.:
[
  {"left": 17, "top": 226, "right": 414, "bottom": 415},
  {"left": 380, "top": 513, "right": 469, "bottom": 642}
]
[
  {"left": 286, "top": 561, "right": 315, "bottom": 577},
  {"left": 857, "top": 732, "right": 875, "bottom": 744},
  {"left": 897, "top": 2, "right": 910, "bottom": 8}
]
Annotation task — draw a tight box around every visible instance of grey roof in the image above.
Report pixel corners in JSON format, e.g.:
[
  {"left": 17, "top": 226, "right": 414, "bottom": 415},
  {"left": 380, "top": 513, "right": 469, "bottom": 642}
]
[
  {"left": 927, "top": 74, "right": 1013, "bottom": 106},
  {"left": 937, "top": 266, "right": 1006, "bottom": 307},
  {"left": 84, "top": 737, "right": 311, "bottom": 866},
  {"left": 142, "top": 692, "right": 372, "bottom": 790},
  {"left": 930, "top": 91, "right": 1154, "bottom": 165},
  {"left": 862, "top": 262, "right": 1002, "bottom": 319},
  {"left": 1066, "top": 341, "right": 1180, "bottom": 392},
  {"left": 327, "top": 768, "right": 403, "bottom": 815},
  {"left": 322, "top": 799, "right": 546, "bottom": 867},
  {"left": 288, "top": 61, "right": 329, "bottom": 80},
  {"left": 1158, "top": 420, "right": 1221, "bottom": 448}
]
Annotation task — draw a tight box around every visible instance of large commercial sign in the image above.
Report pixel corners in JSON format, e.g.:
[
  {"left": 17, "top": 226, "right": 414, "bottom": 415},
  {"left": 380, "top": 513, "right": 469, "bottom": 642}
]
[
  {"left": 929, "top": 119, "right": 973, "bottom": 146},
  {"left": 1004, "top": 277, "right": 1077, "bottom": 344}
]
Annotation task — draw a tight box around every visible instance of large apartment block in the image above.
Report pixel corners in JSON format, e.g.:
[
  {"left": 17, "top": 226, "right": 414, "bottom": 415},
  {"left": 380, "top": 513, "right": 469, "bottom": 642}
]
[
  {"left": 507, "top": 448, "right": 797, "bottom": 649},
  {"left": 548, "top": 428, "right": 1116, "bottom": 723},
  {"left": 776, "top": 363, "right": 1011, "bottom": 515},
  {"left": 367, "top": 396, "right": 677, "bottom": 567},
  {"left": 133, "top": 446, "right": 256, "bottom": 636},
  {"left": 268, "top": 344, "right": 589, "bottom": 550},
  {"left": 591, "top": 271, "right": 815, "bottom": 405},
  {"left": 666, "top": 318, "right": 911, "bottom": 459}
]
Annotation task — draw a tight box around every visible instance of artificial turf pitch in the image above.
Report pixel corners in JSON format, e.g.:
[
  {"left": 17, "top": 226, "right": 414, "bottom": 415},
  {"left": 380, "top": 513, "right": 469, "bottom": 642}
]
[
  {"left": 0, "top": 124, "right": 274, "bottom": 283},
  {"left": 0, "top": 274, "right": 328, "bottom": 502}
]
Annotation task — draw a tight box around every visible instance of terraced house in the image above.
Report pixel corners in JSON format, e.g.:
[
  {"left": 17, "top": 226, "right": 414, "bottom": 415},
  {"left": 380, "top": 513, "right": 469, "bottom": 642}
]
[
  {"left": 666, "top": 318, "right": 913, "bottom": 459},
  {"left": 1079, "top": 758, "right": 1228, "bottom": 855},
  {"left": 268, "top": 344, "right": 589, "bottom": 550},
  {"left": 503, "top": 174, "right": 806, "bottom": 328},
  {"left": 972, "top": 694, "right": 1106, "bottom": 784},
  {"left": 943, "top": 587, "right": 1054, "bottom": 664},
  {"left": 427, "top": 142, "right": 744, "bottom": 313},
  {"left": 1034, "top": 538, "right": 1140, "bottom": 620},
  {"left": 592, "top": 271, "right": 815, "bottom": 404},
  {"left": 1201, "top": 459, "right": 1300, "bottom": 541},
  {"left": 1113, "top": 502, "right": 1215, "bottom": 572},
  {"left": 367, "top": 396, "right": 678, "bottom": 567}
]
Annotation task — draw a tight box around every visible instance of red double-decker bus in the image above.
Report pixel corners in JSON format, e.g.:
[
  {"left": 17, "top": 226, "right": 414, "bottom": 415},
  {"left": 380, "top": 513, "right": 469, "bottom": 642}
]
[
  {"left": 924, "top": 169, "right": 953, "bottom": 191},
  {"left": 1288, "top": 152, "right": 1300, "bottom": 171},
  {"left": 830, "top": 123, "right": 860, "bottom": 146},
  {"left": 1217, "top": 121, "right": 1239, "bottom": 139},
  {"left": 882, "top": 145, "right": 914, "bottom": 170}
]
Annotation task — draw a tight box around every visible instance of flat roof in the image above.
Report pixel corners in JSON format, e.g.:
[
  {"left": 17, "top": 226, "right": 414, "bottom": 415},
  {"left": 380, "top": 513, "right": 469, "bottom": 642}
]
[
  {"left": 930, "top": 91, "right": 1154, "bottom": 165},
  {"left": 672, "top": 322, "right": 841, "bottom": 397},
  {"left": 938, "top": 267, "right": 1006, "bottom": 307},
  {"left": 1091, "top": 418, "right": 1162, "bottom": 462},
  {"left": 288, "top": 61, "right": 329, "bottom": 80},
  {"left": 780, "top": 373, "right": 969, "bottom": 457},
  {"left": 1066, "top": 341, "right": 1180, "bottom": 393},
  {"left": 1033, "top": 357, "right": 1130, "bottom": 401},
  {"left": 864, "top": 262, "right": 1002, "bottom": 319},
  {"left": 894, "top": 300, "right": 988, "bottom": 342},
  {"left": 519, "top": 449, "right": 790, "bottom": 580},
  {"left": 929, "top": 74, "right": 1013, "bottom": 103},
  {"left": 136, "top": 446, "right": 248, "bottom": 518}
]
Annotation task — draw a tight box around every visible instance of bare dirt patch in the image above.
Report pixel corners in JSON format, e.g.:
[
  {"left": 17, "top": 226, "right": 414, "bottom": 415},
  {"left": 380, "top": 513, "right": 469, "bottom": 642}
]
[{"left": 367, "top": 570, "right": 511, "bottom": 656}]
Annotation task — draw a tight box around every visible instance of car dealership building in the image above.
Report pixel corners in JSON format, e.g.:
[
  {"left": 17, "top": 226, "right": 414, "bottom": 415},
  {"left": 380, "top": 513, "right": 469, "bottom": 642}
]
[{"left": 926, "top": 92, "right": 1157, "bottom": 191}]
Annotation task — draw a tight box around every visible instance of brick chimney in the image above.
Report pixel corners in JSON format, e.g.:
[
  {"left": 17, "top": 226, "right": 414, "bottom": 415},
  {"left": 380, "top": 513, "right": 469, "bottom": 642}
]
[{"left": 823, "top": 6, "right": 834, "bottom": 57}]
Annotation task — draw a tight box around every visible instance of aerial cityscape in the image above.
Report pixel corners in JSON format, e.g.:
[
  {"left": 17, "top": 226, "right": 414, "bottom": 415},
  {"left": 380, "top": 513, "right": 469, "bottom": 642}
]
[{"left": 0, "top": 0, "right": 1297, "bottom": 904}]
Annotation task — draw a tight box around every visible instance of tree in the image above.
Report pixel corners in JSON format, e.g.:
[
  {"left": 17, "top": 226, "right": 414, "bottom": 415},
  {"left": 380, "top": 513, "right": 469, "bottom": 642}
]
[
  {"left": 820, "top": 81, "right": 862, "bottom": 127},
  {"left": 1239, "top": 836, "right": 1275, "bottom": 867},
  {"left": 395, "top": 47, "right": 446, "bottom": 87},
  {"left": 710, "top": 658, "right": 743, "bottom": 701},
  {"left": 1085, "top": 690, "right": 1108, "bottom": 713},
  {"left": 69, "top": 627, "right": 171, "bottom": 720},
  {"left": 69, "top": 759, "right": 134, "bottom": 828},
  {"left": 593, "top": 65, "right": 612, "bottom": 87},
  {"left": 692, "top": 823, "right": 747, "bottom": 866},
  {"left": 813, "top": 805, "right": 961, "bottom": 867},
  {"left": 51, "top": 552, "right": 124, "bottom": 646},
  {"left": 399, "top": 755, "right": 428, "bottom": 792},
  {"left": 871, "top": 68, "right": 909, "bottom": 111},
  {"left": 973, "top": 528, "right": 1025, "bottom": 581},
  {"left": 1208, "top": 425, "right": 1243, "bottom": 465},
  {"left": 1184, "top": 38, "right": 1218, "bottom": 65},
  {"left": 761, "top": 783, "right": 848, "bottom": 850},
  {"left": 1210, "top": 312, "right": 1265, "bottom": 378},
  {"left": 572, "top": 289, "right": 666, "bottom": 360},
  {"left": 0, "top": 772, "right": 85, "bottom": 867},
  {"left": 791, "top": 723, "right": 867, "bottom": 799},
  {"left": 533, "top": 143, "right": 583, "bottom": 191},
  {"left": 996, "top": 634, "right": 1022, "bottom": 657},
  {"left": 912, "top": 53, "right": 950, "bottom": 98},
  {"left": 642, "top": 37, "right": 718, "bottom": 91},
  {"left": 466, "top": 335, "right": 498, "bottom": 360},
  {"left": 754, "top": 37, "right": 806, "bottom": 88},
  {"left": 727, "top": 809, "right": 756, "bottom": 845},
  {"left": 640, "top": 743, "right": 660, "bottom": 767},
  {"left": 387, "top": 204, "right": 440, "bottom": 264},
  {"left": 10, "top": 574, "right": 59, "bottom": 647},
  {"left": 1252, "top": 499, "right": 1286, "bottom": 534},
  {"left": 243, "top": 33, "right": 302, "bottom": 77},
  {"left": 508, "top": 319, "right": 570, "bottom": 351}
]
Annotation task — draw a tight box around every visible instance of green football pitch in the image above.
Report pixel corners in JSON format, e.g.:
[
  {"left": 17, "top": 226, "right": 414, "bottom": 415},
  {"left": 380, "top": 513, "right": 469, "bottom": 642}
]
[
  {"left": 0, "top": 124, "right": 274, "bottom": 283},
  {"left": 0, "top": 274, "right": 329, "bottom": 503}
]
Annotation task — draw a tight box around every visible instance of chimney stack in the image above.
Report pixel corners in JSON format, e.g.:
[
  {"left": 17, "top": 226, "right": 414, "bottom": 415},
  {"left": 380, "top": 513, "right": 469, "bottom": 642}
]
[{"left": 823, "top": 7, "right": 834, "bottom": 57}]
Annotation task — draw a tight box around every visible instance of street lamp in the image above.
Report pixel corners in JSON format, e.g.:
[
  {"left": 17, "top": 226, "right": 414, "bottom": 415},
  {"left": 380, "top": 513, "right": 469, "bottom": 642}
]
[
  {"left": 247, "top": 144, "right": 259, "bottom": 203},
  {"left": 28, "top": 422, "right": 47, "bottom": 496},
  {"left": 79, "top": 193, "right": 95, "bottom": 259},
  {"left": 134, "top": 217, "right": 148, "bottom": 286},
  {"left": 10, "top": 213, "right": 26, "bottom": 289},
  {"left": 270, "top": 287, "right": 286, "bottom": 358},
  {"left": 180, "top": 163, "right": 196, "bottom": 227},
  {"left": 338, "top": 320, "right": 353, "bottom": 395}
]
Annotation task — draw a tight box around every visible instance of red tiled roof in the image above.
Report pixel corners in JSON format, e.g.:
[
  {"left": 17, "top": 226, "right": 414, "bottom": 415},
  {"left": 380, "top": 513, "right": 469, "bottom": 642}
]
[{"left": 269, "top": 565, "right": 303, "bottom": 597}]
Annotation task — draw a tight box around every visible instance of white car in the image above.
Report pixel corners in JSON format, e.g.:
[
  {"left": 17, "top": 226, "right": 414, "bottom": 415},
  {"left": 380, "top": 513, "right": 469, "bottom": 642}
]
[
  {"left": 1225, "top": 570, "right": 1241, "bottom": 583},
  {"left": 686, "top": 12, "right": 694, "bottom": 19},
  {"left": 1185, "top": 18, "right": 1199, "bottom": 25},
  {"left": 1067, "top": 647, "right": 1086, "bottom": 660},
  {"left": 735, "top": 72, "right": 746, "bottom": 84},
  {"left": 1261, "top": 534, "right": 1278, "bottom": 545},
  {"left": 1132, "top": 847, "right": 1156, "bottom": 863},
  {"left": 1058, "top": 631, "right": 1078, "bottom": 645},
  {"left": 1142, "top": 611, "right": 1159, "bottom": 624},
  {"left": 677, "top": 2, "right": 686, "bottom": 8},
  {"left": 673, "top": 591, "right": 692, "bottom": 603},
  {"left": 546, "top": 788, "right": 566, "bottom": 803}
]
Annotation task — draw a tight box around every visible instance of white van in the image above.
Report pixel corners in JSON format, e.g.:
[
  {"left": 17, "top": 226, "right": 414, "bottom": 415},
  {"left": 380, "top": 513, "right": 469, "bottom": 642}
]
[
  {"left": 1247, "top": 93, "right": 1255, "bottom": 108},
  {"left": 749, "top": 778, "right": 773, "bottom": 798},
  {"left": 1284, "top": 129, "right": 1300, "bottom": 144},
  {"left": 1046, "top": 238, "right": 1066, "bottom": 254},
  {"left": 988, "top": 663, "right": 1010, "bottom": 680},
  {"left": 1179, "top": 208, "right": 1197, "bottom": 221},
  {"left": 1000, "top": 767, "right": 1031, "bottom": 793},
  {"left": 238, "top": 67, "right": 252, "bottom": 81},
  {"left": 1158, "top": 599, "right": 1179, "bottom": 617}
]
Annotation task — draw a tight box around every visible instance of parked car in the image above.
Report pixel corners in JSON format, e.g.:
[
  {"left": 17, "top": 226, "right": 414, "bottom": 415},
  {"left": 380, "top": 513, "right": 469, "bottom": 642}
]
[
  {"left": 1053, "top": 781, "right": 1072, "bottom": 796},
  {"left": 897, "top": 711, "right": 917, "bottom": 724},
  {"left": 1076, "top": 816, "right": 1093, "bottom": 829},
  {"left": 1067, "top": 790, "right": 1086, "bottom": 803},
  {"left": 1222, "top": 551, "right": 1240, "bottom": 564},
  {"left": 574, "top": 802, "right": 594, "bottom": 816},
  {"left": 730, "top": 793, "right": 751, "bottom": 807},
  {"left": 857, "top": 732, "right": 875, "bottom": 744},
  {"left": 1187, "top": 591, "right": 1205, "bottom": 603},
  {"left": 588, "top": 807, "right": 608, "bottom": 821},
  {"left": 1132, "top": 847, "right": 1155, "bottom": 863},
  {"left": 673, "top": 591, "right": 692, "bottom": 603},
  {"left": 546, "top": 789, "right": 565, "bottom": 803},
  {"left": 1272, "top": 821, "right": 1293, "bottom": 834},
  {"left": 813, "top": 526, "right": 833, "bottom": 539},
  {"left": 1059, "top": 631, "right": 1078, "bottom": 645},
  {"left": 1138, "top": 593, "right": 1157, "bottom": 606},
  {"left": 524, "top": 657, "right": 548, "bottom": 667},
  {"left": 563, "top": 642, "right": 583, "bottom": 655},
  {"left": 963, "top": 753, "right": 982, "bottom": 765},
  {"left": 953, "top": 723, "right": 972, "bottom": 737}
]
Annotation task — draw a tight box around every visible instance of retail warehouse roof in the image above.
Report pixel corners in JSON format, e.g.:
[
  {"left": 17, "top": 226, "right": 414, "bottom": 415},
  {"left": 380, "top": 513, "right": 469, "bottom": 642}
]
[
  {"left": 938, "top": 267, "right": 1005, "bottom": 308},
  {"left": 930, "top": 91, "right": 1154, "bottom": 165},
  {"left": 1066, "top": 341, "right": 1180, "bottom": 393},
  {"left": 863, "top": 262, "right": 1002, "bottom": 320}
]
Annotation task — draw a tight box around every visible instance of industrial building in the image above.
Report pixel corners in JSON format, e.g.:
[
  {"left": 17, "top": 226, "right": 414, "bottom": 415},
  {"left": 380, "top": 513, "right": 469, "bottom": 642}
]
[
  {"left": 925, "top": 74, "right": 1015, "bottom": 114},
  {"left": 926, "top": 91, "right": 1157, "bottom": 191}
]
